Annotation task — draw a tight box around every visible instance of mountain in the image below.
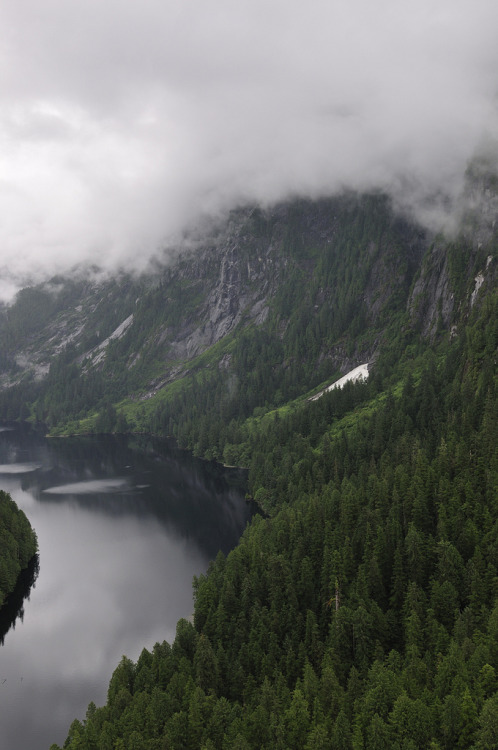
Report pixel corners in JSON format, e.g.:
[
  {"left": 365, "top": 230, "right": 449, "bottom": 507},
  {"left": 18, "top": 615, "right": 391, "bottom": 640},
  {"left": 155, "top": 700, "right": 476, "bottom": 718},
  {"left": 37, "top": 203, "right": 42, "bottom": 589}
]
[
  {"left": 1, "top": 167, "right": 497, "bottom": 749},
  {"left": 1, "top": 193, "right": 423, "bottom": 401},
  {"left": 1, "top": 189, "right": 493, "bottom": 448}
]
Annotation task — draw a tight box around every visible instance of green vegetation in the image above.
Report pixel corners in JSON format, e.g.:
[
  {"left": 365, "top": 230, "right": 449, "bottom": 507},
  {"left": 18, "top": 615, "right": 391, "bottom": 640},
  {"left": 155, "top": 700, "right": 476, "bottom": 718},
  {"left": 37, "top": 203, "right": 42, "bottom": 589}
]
[
  {"left": 0, "top": 490, "right": 38, "bottom": 610},
  {"left": 49, "top": 282, "right": 497, "bottom": 748},
  {"left": 0, "top": 194, "right": 424, "bottom": 438},
  {"left": 0, "top": 191, "right": 496, "bottom": 749}
]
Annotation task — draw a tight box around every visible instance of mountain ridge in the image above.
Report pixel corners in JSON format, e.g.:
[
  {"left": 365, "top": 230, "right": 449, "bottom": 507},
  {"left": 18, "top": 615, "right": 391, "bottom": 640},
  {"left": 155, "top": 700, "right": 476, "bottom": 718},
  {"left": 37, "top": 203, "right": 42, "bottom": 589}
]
[
  {"left": 0, "top": 172, "right": 497, "bottom": 749},
  {"left": 0, "top": 193, "right": 432, "bottom": 424}
]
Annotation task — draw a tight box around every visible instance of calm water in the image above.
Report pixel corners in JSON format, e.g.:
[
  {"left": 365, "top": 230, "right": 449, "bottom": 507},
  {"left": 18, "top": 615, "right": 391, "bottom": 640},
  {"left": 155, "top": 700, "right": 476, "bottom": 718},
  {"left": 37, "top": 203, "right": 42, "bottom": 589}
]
[{"left": 0, "top": 424, "right": 253, "bottom": 750}]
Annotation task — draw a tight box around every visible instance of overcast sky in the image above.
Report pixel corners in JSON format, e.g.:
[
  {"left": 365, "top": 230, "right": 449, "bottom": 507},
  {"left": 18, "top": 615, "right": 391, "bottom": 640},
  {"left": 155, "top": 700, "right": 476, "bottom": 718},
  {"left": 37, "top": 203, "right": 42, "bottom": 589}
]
[{"left": 1, "top": 0, "right": 497, "bottom": 299}]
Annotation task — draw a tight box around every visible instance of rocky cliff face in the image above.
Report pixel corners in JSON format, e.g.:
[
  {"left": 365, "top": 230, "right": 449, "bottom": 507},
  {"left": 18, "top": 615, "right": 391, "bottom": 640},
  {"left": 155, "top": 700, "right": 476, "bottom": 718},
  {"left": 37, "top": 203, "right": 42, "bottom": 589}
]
[
  {"left": 154, "top": 210, "right": 283, "bottom": 362},
  {"left": 0, "top": 276, "right": 141, "bottom": 388},
  {"left": 0, "top": 205, "right": 286, "bottom": 389},
  {"left": 408, "top": 161, "right": 497, "bottom": 339},
  {"left": 0, "top": 183, "right": 496, "bottom": 418}
]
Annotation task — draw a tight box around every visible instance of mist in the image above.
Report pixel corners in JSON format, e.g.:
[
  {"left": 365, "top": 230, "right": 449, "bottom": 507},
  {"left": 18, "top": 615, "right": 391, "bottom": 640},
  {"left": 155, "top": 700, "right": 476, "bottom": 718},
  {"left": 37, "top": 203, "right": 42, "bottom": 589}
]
[{"left": 1, "top": 0, "right": 497, "bottom": 300}]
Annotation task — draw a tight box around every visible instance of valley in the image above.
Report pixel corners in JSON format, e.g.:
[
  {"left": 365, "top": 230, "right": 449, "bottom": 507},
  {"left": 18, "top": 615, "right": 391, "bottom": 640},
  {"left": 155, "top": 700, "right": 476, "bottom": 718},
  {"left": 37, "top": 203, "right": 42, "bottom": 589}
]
[{"left": 0, "top": 176, "right": 496, "bottom": 749}]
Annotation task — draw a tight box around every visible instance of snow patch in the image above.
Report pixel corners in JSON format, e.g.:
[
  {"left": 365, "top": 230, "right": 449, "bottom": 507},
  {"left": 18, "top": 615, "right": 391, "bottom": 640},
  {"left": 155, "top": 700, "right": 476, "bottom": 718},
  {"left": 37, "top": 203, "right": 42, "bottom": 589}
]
[{"left": 310, "top": 363, "right": 369, "bottom": 402}]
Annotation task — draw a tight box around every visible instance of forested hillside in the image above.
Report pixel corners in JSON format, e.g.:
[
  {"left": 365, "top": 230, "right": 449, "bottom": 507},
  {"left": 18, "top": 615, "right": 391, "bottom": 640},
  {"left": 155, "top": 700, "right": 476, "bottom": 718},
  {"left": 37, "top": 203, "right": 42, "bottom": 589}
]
[
  {"left": 50, "top": 268, "right": 497, "bottom": 749},
  {"left": 0, "top": 178, "right": 496, "bottom": 749},
  {"left": 0, "top": 193, "right": 427, "bottom": 437},
  {"left": 0, "top": 490, "right": 38, "bottom": 611}
]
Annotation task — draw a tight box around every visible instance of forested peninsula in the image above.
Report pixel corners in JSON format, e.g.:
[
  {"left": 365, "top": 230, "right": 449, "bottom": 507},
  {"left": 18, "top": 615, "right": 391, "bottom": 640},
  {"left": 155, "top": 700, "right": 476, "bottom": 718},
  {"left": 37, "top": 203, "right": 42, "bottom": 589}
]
[
  {"left": 0, "top": 490, "right": 38, "bottom": 611},
  {"left": 0, "top": 176, "right": 496, "bottom": 748}
]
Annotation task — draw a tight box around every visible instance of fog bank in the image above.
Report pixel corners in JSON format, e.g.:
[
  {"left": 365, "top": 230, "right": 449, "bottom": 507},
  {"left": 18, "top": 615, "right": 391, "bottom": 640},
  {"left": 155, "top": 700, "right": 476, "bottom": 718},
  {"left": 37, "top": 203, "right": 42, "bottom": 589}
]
[{"left": 1, "top": 0, "right": 497, "bottom": 299}]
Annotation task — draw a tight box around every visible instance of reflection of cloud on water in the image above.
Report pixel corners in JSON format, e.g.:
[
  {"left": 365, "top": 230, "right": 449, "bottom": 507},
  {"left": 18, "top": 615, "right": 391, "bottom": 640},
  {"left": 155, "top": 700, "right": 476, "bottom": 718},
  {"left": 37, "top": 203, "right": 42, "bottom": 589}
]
[
  {"left": 0, "top": 425, "right": 252, "bottom": 749},
  {"left": 42, "top": 478, "right": 129, "bottom": 495},
  {"left": 0, "top": 463, "right": 42, "bottom": 474},
  {"left": 0, "top": 427, "right": 14, "bottom": 432},
  {"left": 0, "top": 556, "right": 39, "bottom": 647}
]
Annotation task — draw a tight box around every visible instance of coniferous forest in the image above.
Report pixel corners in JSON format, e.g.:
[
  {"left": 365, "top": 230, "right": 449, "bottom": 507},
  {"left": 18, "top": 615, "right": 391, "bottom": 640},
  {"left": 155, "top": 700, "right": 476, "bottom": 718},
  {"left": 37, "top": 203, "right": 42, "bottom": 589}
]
[
  {"left": 0, "top": 490, "right": 38, "bottom": 610},
  {"left": 0, "top": 188, "right": 496, "bottom": 749},
  {"left": 47, "top": 285, "right": 497, "bottom": 750}
]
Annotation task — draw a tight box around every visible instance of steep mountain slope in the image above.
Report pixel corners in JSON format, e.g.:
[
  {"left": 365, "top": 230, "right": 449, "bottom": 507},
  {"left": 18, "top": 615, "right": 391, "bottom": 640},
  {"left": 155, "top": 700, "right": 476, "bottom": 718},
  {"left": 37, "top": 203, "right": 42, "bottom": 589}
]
[
  {"left": 43, "top": 178, "right": 497, "bottom": 749},
  {"left": 0, "top": 193, "right": 429, "bottom": 432},
  {"left": 0, "top": 172, "right": 496, "bottom": 749}
]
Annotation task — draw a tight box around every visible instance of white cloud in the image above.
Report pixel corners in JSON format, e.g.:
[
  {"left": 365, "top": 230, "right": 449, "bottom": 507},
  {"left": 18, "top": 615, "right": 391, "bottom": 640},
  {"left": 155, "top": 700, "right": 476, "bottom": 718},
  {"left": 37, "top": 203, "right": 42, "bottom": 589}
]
[{"left": 0, "top": 0, "right": 497, "bottom": 298}]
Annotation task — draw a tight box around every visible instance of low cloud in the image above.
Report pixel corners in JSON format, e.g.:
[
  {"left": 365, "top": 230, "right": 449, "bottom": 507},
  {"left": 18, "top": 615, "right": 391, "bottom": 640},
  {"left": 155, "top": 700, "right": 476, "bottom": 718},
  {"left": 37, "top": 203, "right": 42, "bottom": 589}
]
[{"left": 0, "top": 0, "right": 497, "bottom": 299}]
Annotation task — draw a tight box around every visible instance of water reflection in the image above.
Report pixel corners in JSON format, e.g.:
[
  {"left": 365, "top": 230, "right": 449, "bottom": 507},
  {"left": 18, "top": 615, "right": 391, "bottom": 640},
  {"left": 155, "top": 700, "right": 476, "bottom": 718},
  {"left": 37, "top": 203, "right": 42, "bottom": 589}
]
[
  {"left": 0, "top": 424, "right": 254, "bottom": 750},
  {"left": 0, "top": 463, "right": 42, "bottom": 473},
  {"left": 0, "top": 555, "right": 39, "bottom": 646},
  {"left": 1, "top": 428, "right": 252, "bottom": 560},
  {"left": 43, "top": 478, "right": 130, "bottom": 494}
]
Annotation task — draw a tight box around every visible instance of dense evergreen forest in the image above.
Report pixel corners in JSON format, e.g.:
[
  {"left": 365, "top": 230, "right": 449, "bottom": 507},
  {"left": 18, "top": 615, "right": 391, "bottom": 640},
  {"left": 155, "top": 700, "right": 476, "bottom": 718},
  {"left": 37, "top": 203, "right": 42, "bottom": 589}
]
[
  {"left": 47, "top": 284, "right": 497, "bottom": 750},
  {"left": 0, "top": 187, "right": 496, "bottom": 748},
  {"left": 0, "top": 490, "right": 38, "bottom": 611}
]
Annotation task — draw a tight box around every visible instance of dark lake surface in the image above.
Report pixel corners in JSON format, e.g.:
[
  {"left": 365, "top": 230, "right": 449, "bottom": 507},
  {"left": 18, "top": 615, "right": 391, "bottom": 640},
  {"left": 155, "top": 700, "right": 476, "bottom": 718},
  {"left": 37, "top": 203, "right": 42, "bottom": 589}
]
[{"left": 0, "top": 424, "right": 254, "bottom": 750}]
